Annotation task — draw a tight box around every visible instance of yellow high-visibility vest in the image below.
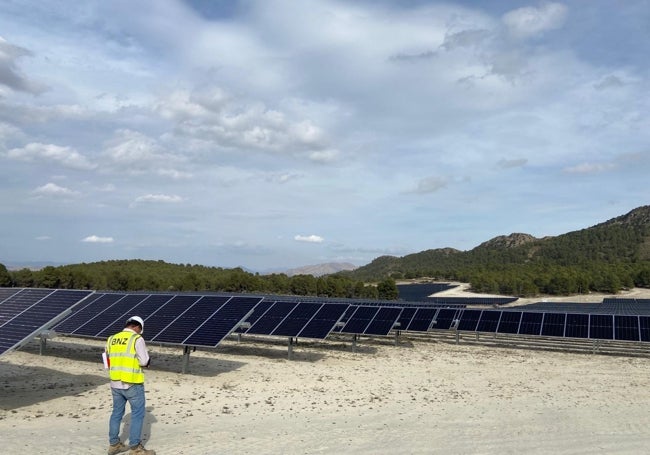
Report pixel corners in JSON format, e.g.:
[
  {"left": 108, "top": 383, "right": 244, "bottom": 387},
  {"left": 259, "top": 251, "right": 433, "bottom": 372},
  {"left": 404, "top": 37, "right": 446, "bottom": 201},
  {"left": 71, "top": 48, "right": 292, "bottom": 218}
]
[{"left": 106, "top": 331, "right": 145, "bottom": 384}]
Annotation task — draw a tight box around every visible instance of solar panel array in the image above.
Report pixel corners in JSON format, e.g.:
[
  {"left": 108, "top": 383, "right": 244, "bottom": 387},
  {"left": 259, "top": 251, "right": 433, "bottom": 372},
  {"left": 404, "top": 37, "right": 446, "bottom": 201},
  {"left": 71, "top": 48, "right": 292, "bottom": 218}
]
[
  {"left": 435, "top": 307, "right": 650, "bottom": 342},
  {"left": 7, "top": 287, "right": 650, "bottom": 356},
  {"left": 0, "top": 288, "right": 92, "bottom": 356},
  {"left": 516, "top": 300, "right": 650, "bottom": 315},
  {"left": 54, "top": 292, "right": 262, "bottom": 348}
]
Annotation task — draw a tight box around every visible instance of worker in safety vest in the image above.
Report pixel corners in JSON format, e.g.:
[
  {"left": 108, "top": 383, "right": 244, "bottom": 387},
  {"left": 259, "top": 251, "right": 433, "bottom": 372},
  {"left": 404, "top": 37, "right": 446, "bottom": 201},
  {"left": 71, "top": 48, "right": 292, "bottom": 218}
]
[{"left": 105, "top": 316, "right": 155, "bottom": 455}]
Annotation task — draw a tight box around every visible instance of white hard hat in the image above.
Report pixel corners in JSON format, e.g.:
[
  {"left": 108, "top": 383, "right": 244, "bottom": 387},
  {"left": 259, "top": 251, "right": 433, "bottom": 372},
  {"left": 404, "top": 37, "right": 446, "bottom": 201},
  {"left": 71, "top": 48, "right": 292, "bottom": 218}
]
[{"left": 126, "top": 315, "right": 145, "bottom": 333}]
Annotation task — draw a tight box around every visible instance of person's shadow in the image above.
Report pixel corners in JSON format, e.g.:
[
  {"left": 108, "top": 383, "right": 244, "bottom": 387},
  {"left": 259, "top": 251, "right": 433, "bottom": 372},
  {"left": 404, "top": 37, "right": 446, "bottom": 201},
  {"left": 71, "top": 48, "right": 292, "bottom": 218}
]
[{"left": 121, "top": 406, "right": 158, "bottom": 446}]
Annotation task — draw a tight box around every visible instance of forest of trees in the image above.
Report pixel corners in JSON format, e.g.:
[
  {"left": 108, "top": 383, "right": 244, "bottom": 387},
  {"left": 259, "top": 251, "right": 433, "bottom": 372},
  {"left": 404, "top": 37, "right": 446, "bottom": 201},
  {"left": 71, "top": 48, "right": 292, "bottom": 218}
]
[{"left": 0, "top": 260, "right": 400, "bottom": 300}]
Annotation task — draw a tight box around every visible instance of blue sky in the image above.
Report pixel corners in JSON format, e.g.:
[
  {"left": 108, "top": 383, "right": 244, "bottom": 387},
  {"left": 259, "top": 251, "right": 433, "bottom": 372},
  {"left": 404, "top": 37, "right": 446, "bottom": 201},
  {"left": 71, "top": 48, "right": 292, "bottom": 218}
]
[{"left": 0, "top": 0, "right": 648, "bottom": 271}]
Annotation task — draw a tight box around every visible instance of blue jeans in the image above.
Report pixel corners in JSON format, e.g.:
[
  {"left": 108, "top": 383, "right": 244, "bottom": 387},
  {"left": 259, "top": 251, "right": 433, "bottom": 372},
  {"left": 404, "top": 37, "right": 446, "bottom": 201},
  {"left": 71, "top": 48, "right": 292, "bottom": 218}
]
[{"left": 109, "top": 384, "right": 146, "bottom": 447}]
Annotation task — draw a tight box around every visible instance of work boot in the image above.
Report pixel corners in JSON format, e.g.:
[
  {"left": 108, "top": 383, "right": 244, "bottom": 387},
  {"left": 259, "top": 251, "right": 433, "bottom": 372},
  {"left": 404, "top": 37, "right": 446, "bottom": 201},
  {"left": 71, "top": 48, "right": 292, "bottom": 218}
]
[
  {"left": 108, "top": 441, "right": 128, "bottom": 455},
  {"left": 129, "top": 443, "right": 156, "bottom": 455}
]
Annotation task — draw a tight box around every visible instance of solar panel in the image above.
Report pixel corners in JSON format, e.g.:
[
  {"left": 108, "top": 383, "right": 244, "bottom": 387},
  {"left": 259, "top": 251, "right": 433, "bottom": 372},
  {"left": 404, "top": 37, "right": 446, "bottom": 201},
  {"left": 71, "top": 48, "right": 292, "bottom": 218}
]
[
  {"left": 151, "top": 295, "right": 230, "bottom": 344},
  {"left": 640, "top": 316, "right": 650, "bottom": 342},
  {"left": 565, "top": 313, "right": 589, "bottom": 339},
  {"left": 363, "top": 307, "right": 402, "bottom": 336},
  {"left": 0, "top": 289, "right": 92, "bottom": 356},
  {"left": 614, "top": 315, "right": 640, "bottom": 341},
  {"left": 53, "top": 292, "right": 106, "bottom": 333},
  {"left": 272, "top": 302, "right": 323, "bottom": 337},
  {"left": 95, "top": 294, "right": 151, "bottom": 338},
  {"left": 339, "top": 306, "right": 380, "bottom": 334},
  {"left": 236, "top": 300, "right": 275, "bottom": 333},
  {"left": 408, "top": 307, "right": 439, "bottom": 331},
  {"left": 518, "top": 312, "right": 543, "bottom": 336},
  {"left": 541, "top": 313, "right": 566, "bottom": 337},
  {"left": 144, "top": 294, "right": 202, "bottom": 340},
  {"left": 70, "top": 293, "right": 133, "bottom": 336},
  {"left": 497, "top": 311, "right": 522, "bottom": 334},
  {"left": 0, "top": 287, "right": 21, "bottom": 303},
  {"left": 395, "top": 307, "right": 417, "bottom": 331},
  {"left": 296, "top": 303, "right": 348, "bottom": 339},
  {"left": 429, "top": 308, "right": 457, "bottom": 330},
  {"left": 589, "top": 314, "right": 614, "bottom": 340},
  {"left": 457, "top": 309, "right": 481, "bottom": 332},
  {"left": 0, "top": 288, "right": 52, "bottom": 326},
  {"left": 247, "top": 301, "right": 298, "bottom": 335},
  {"left": 476, "top": 310, "right": 500, "bottom": 333},
  {"left": 182, "top": 296, "right": 261, "bottom": 347}
]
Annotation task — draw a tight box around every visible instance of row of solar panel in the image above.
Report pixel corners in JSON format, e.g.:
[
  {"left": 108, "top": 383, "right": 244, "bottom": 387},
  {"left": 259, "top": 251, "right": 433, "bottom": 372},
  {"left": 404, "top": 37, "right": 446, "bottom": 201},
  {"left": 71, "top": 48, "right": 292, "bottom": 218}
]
[
  {"left": 515, "top": 301, "right": 650, "bottom": 316},
  {"left": 430, "top": 308, "right": 650, "bottom": 342},
  {"left": 54, "top": 293, "right": 263, "bottom": 347}
]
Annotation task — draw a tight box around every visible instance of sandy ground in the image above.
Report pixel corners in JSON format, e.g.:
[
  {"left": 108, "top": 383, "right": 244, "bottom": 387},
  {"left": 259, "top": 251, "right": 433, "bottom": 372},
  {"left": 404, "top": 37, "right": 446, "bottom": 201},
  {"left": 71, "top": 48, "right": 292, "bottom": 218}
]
[{"left": 2, "top": 324, "right": 650, "bottom": 455}]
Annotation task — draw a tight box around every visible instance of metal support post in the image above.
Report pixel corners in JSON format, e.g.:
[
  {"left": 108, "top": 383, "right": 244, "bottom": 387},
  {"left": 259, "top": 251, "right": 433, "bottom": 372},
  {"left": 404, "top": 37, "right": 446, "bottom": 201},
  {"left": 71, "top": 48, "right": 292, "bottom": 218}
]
[
  {"left": 288, "top": 337, "right": 294, "bottom": 361},
  {"left": 182, "top": 346, "right": 192, "bottom": 374}
]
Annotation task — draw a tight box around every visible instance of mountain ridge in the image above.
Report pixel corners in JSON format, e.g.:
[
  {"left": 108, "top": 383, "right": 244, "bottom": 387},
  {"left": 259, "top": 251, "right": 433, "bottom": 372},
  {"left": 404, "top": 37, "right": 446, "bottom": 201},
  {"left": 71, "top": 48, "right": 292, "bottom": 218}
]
[{"left": 343, "top": 205, "right": 650, "bottom": 290}]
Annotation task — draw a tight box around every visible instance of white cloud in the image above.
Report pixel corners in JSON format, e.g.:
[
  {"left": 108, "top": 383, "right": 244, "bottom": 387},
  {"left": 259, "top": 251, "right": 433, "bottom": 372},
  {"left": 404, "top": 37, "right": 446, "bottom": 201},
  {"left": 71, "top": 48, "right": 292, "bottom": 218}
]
[
  {"left": 102, "top": 129, "right": 187, "bottom": 177},
  {"left": 81, "top": 235, "right": 114, "bottom": 243},
  {"left": 131, "top": 193, "right": 184, "bottom": 207},
  {"left": 294, "top": 234, "right": 324, "bottom": 243},
  {"left": 8, "top": 143, "right": 95, "bottom": 170},
  {"left": 32, "top": 182, "right": 78, "bottom": 196},
  {"left": 35, "top": 235, "right": 51, "bottom": 241},
  {"left": 156, "top": 89, "right": 330, "bottom": 158},
  {"left": 308, "top": 149, "right": 339, "bottom": 163},
  {"left": 502, "top": 3, "right": 568, "bottom": 39}
]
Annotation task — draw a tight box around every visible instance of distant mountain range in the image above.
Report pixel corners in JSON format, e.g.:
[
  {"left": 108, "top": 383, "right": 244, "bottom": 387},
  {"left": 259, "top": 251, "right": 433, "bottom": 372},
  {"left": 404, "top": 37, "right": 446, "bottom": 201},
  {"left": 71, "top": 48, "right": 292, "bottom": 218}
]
[{"left": 283, "top": 262, "right": 357, "bottom": 277}]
